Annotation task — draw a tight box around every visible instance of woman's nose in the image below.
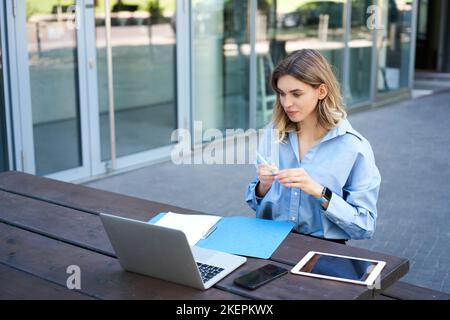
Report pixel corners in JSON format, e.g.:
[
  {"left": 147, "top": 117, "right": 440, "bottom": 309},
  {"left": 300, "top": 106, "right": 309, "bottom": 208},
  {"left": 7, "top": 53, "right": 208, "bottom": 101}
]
[{"left": 283, "top": 96, "right": 293, "bottom": 107}]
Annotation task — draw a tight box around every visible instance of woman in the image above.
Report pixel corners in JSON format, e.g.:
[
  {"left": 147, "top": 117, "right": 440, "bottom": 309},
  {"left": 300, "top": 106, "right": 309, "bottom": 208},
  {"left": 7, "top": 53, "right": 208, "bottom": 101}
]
[{"left": 246, "top": 49, "right": 381, "bottom": 243}]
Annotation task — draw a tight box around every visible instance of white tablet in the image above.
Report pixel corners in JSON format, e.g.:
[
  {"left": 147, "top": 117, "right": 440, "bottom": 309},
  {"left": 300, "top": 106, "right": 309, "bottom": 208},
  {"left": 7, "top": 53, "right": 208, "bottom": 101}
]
[{"left": 290, "top": 251, "right": 386, "bottom": 286}]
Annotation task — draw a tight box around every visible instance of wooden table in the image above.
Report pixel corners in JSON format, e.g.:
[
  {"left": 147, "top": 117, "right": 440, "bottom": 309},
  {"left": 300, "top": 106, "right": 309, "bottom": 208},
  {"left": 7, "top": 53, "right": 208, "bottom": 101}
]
[{"left": 0, "top": 171, "right": 409, "bottom": 300}]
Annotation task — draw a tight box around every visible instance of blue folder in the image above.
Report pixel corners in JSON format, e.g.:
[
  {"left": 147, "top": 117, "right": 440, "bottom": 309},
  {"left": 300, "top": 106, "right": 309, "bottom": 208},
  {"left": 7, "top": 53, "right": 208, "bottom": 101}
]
[{"left": 148, "top": 213, "right": 294, "bottom": 259}]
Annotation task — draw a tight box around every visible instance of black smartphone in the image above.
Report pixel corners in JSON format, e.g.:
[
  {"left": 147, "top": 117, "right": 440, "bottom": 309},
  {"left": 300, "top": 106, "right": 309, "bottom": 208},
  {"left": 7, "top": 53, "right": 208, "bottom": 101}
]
[{"left": 233, "top": 263, "right": 288, "bottom": 290}]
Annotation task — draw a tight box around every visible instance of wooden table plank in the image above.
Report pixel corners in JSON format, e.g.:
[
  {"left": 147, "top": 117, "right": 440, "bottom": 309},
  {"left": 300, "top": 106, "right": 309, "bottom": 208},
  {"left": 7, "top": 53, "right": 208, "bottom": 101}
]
[
  {"left": 380, "top": 281, "right": 450, "bottom": 300},
  {"left": 0, "top": 171, "right": 200, "bottom": 218},
  {"left": 0, "top": 190, "right": 115, "bottom": 256},
  {"left": 0, "top": 222, "right": 246, "bottom": 300},
  {"left": 0, "top": 263, "right": 95, "bottom": 300},
  {"left": 271, "top": 233, "right": 410, "bottom": 298}
]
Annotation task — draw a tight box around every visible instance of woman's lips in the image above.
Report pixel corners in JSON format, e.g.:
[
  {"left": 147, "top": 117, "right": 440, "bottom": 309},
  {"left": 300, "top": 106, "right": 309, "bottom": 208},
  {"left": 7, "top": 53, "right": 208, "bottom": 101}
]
[{"left": 286, "top": 111, "right": 299, "bottom": 117}]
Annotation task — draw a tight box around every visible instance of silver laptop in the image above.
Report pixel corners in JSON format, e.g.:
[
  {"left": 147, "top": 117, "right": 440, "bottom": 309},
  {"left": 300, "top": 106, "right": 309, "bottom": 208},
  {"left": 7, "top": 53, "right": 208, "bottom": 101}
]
[{"left": 100, "top": 213, "right": 247, "bottom": 289}]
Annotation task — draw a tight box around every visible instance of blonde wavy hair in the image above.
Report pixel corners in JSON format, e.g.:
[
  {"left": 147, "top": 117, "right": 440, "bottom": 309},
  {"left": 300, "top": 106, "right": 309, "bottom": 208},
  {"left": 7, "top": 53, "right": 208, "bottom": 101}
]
[{"left": 270, "top": 49, "right": 347, "bottom": 142}]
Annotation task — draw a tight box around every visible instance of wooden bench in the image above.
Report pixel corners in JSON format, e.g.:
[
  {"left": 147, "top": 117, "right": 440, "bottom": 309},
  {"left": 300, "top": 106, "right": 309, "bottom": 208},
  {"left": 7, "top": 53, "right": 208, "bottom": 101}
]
[{"left": 378, "top": 281, "right": 450, "bottom": 300}]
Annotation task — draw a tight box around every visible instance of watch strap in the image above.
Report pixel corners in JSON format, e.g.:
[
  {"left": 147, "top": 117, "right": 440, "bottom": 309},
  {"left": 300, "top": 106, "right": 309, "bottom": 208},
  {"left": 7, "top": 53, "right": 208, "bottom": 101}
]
[{"left": 319, "top": 187, "right": 332, "bottom": 203}]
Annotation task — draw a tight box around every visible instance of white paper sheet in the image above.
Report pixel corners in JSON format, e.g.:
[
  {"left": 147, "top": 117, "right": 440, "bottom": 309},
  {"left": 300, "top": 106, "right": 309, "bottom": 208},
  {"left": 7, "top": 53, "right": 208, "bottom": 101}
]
[{"left": 154, "top": 212, "right": 222, "bottom": 246}]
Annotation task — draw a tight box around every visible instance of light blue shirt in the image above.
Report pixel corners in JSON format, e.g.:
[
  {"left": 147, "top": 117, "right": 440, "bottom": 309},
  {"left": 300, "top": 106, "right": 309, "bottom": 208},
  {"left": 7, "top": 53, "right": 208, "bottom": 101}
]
[{"left": 245, "top": 119, "right": 381, "bottom": 240}]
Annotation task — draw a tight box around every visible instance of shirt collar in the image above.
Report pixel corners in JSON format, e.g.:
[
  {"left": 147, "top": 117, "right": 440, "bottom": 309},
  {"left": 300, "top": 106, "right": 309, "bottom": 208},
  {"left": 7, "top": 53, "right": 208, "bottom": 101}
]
[
  {"left": 321, "top": 118, "right": 362, "bottom": 143},
  {"left": 287, "top": 119, "right": 361, "bottom": 162},
  {"left": 289, "top": 119, "right": 363, "bottom": 151}
]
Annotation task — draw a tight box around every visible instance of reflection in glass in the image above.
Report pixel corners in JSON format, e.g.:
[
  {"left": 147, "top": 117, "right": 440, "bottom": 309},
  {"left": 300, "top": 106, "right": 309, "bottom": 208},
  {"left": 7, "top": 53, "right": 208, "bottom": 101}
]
[
  {"left": 256, "top": 0, "right": 346, "bottom": 127},
  {"left": 95, "top": 0, "right": 177, "bottom": 161},
  {"left": 0, "top": 33, "right": 7, "bottom": 172},
  {"left": 347, "top": 0, "right": 373, "bottom": 106},
  {"left": 192, "top": 0, "right": 250, "bottom": 138},
  {"left": 26, "top": 0, "right": 82, "bottom": 175},
  {"left": 376, "top": 0, "right": 412, "bottom": 92}
]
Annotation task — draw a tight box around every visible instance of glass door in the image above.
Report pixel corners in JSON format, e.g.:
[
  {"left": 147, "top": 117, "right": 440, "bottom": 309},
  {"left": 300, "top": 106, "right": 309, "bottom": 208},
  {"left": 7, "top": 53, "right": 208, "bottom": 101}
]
[
  {"left": 11, "top": 0, "right": 91, "bottom": 179},
  {"left": 376, "top": 0, "right": 413, "bottom": 93},
  {"left": 346, "top": 0, "right": 374, "bottom": 107},
  {"left": 94, "top": 0, "right": 178, "bottom": 169},
  {"left": 192, "top": 0, "right": 250, "bottom": 137},
  {"left": 10, "top": 0, "right": 179, "bottom": 180},
  {"left": 0, "top": 38, "right": 7, "bottom": 172}
]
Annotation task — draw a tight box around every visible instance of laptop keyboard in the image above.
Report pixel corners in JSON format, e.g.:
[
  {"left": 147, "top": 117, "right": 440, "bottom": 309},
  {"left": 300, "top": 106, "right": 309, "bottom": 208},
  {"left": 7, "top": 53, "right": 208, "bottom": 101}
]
[{"left": 197, "top": 262, "right": 224, "bottom": 283}]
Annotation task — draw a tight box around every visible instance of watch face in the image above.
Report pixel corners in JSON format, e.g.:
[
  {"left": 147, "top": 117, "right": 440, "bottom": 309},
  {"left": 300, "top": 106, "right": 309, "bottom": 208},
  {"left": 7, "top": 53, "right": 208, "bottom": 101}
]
[{"left": 324, "top": 188, "right": 332, "bottom": 201}]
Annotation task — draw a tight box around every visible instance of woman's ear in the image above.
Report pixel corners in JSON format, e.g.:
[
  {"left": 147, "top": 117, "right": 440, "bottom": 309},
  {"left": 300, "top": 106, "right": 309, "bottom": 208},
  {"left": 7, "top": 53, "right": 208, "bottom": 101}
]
[{"left": 318, "top": 84, "right": 328, "bottom": 100}]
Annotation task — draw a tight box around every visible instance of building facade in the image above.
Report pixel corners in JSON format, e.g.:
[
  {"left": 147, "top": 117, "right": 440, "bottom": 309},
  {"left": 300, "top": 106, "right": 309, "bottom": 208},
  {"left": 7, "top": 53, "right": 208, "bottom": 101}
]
[{"left": 0, "top": 0, "right": 443, "bottom": 182}]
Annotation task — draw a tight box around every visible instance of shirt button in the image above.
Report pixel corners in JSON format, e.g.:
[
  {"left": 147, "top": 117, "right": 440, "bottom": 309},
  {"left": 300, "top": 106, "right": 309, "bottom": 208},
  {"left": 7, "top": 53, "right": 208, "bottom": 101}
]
[
  {"left": 294, "top": 192, "right": 298, "bottom": 196},
  {"left": 290, "top": 216, "right": 296, "bottom": 222}
]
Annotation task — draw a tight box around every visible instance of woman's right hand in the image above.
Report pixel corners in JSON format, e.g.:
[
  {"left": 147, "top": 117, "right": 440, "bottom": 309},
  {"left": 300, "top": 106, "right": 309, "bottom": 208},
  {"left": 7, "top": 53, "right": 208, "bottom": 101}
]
[{"left": 256, "top": 164, "right": 278, "bottom": 197}]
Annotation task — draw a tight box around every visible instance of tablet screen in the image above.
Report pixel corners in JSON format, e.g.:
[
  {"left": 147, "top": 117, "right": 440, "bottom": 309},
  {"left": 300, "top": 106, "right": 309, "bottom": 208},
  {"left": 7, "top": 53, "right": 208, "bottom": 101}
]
[{"left": 300, "top": 253, "right": 378, "bottom": 281}]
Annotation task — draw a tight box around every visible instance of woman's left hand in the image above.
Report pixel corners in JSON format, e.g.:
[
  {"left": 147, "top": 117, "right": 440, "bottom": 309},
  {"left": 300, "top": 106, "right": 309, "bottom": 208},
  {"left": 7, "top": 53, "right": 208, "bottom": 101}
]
[{"left": 275, "top": 168, "right": 323, "bottom": 199}]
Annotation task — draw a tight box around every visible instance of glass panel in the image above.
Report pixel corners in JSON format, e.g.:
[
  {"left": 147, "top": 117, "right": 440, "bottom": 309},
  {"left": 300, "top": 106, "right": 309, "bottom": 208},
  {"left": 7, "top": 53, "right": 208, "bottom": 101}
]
[
  {"left": 347, "top": 0, "right": 373, "bottom": 106},
  {"left": 377, "top": 0, "right": 412, "bottom": 93},
  {"left": 414, "top": 0, "right": 428, "bottom": 69},
  {"left": 95, "top": 0, "right": 177, "bottom": 161},
  {"left": 192, "top": 0, "right": 250, "bottom": 138},
  {"left": 0, "top": 31, "right": 7, "bottom": 172},
  {"left": 26, "top": 0, "right": 82, "bottom": 175},
  {"left": 256, "top": 0, "right": 346, "bottom": 127}
]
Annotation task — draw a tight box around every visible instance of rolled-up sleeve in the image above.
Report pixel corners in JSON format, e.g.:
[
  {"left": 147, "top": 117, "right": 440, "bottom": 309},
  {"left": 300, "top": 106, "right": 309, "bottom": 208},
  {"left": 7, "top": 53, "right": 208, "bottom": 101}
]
[
  {"left": 323, "top": 141, "right": 381, "bottom": 240},
  {"left": 246, "top": 177, "right": 263, "bottom": 212}
]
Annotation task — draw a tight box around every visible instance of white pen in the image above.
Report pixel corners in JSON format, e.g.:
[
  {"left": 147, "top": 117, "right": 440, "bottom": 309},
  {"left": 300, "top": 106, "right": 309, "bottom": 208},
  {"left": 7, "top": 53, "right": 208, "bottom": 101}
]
[
  {"left": 256, "top": 152, "right": 277, "bottom": 175},
  {"left": 256, "top": 152, "right": 269, "bottom": 165}
]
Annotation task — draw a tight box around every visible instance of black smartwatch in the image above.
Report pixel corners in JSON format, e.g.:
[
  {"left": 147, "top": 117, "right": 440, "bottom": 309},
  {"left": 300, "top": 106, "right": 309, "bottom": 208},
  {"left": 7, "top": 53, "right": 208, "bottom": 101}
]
[{"left": 319, "top": 187, "right": 332, "bottom": 204}]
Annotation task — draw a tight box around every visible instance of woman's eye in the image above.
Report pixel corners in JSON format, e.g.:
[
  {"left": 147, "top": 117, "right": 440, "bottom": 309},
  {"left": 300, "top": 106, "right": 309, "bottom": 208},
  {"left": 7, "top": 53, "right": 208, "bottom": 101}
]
[
  {"left": 293, "top": 93, "right": 301, "bottom": 98},
  {"left": 279, "top": 92, "right": 286, "bottom": 97}
]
